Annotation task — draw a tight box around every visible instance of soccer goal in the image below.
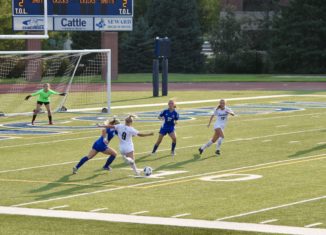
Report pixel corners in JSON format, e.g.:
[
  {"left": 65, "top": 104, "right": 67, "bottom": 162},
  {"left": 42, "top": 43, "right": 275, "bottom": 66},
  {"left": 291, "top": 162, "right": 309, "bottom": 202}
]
[{"left": 0, "top": 49, "right": 111, "bottom": 116}]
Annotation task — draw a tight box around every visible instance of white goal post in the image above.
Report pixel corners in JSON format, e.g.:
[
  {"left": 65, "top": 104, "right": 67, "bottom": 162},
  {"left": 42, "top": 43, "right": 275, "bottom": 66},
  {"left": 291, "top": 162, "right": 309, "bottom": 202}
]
[
  {"left": 0, "top": 49, "right": 111, "bottom": 115},
  {"left": 0, "top": 0, "right": 49, "bottom": 40}
]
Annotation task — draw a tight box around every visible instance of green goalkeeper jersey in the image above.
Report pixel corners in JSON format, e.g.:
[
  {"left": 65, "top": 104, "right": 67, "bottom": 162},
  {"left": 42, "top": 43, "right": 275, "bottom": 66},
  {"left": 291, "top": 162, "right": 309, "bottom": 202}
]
[{"left": 31, "top": 89, "right": 60, "bottom": 102}]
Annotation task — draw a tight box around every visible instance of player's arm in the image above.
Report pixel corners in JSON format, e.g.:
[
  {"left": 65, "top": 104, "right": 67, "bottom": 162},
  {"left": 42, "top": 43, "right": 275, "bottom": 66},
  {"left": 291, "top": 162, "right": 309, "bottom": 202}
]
[
  {"left": 25, "top": 89, "right": 41, "bottom": 100},
  {"left": 174, "top": 112, "right": 179, "bottom": 125},
  {"left": 50, "top": 89, "right": 66, "bottom": 96},
  {"left": 101, "top": 129, "right": 109, "bottom": 144},
  {"left": 207, "top": 114, "right": 214, "bottom": 128},
  {"left": 226, "top": 109, "right": 235, "bottom": 116},
  {"left": 158, "top": 110, "right": 164, "bottom": 120},
  {"left": 138, "top": 132, "right": 154, "bottom": 137}
]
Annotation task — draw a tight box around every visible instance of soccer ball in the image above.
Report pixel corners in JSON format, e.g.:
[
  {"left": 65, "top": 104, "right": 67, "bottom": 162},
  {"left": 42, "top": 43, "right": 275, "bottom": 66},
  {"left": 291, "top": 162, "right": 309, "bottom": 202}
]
[{"left": 143, "top": 166, "right": 153, "bottom": 176}]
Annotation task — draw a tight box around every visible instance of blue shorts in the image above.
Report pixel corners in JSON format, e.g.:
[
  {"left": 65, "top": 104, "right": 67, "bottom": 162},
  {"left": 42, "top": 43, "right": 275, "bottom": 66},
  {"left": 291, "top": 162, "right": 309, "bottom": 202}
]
[
  {"left": 159, "top": 127, "right": 175, "bottom": 136},
  {"left": 92, "top": 138, "right": 108, "bottom": 152}
]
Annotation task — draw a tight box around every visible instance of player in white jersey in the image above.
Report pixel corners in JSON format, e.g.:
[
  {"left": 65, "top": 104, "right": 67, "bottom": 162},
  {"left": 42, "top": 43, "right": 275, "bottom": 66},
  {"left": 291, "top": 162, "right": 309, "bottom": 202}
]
[
  {"left": 199, "top": 99, "right": 235, "bottom": 156},
  {"left": 101, "top": 115, "right": 154, "bottom": 176}
]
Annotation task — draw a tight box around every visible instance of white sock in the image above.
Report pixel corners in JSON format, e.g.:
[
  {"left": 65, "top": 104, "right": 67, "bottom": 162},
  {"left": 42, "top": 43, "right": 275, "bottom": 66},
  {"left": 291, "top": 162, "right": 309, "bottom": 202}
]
[
  {"left": 130, "top": 162, "right": 138, "bottom": 175},
  {"left": 216, "top": 137, "right": 224, "bottom": 150},
  {"left": 201, "top": 140, "right": 213, "bottom": 150}
]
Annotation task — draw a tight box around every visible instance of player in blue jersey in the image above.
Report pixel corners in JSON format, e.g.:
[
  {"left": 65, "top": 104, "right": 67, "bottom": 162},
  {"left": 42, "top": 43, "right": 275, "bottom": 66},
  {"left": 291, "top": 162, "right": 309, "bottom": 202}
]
[
  {"left": 72, "top": 118, "right": 120, "bottom": 174},
  {"left": 151, "top": 100, "right": 179, "bottom": 156}
]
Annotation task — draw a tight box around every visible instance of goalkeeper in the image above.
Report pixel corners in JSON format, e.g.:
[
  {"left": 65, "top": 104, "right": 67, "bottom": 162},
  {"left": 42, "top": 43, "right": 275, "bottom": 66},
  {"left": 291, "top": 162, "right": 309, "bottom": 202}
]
[{"left": 25, "top": 83, "right": 66, "bottom": 125}]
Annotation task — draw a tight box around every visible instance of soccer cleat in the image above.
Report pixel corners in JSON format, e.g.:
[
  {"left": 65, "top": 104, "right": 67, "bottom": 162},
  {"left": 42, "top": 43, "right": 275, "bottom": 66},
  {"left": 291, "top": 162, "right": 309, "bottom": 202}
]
[
  {"left": 72, "top": 167, "right": 78, "bottom": 174},
  {"left": 198, "top": 148, "right": 203, "bottom": 155},
  {"left": 49, "top": 122, "right": 53, "bottom": 125},
  {"left": 31, "top": 122, "right": 34, "bottom": 126},
  {"left": 103, "top": 166, "right": 112, "bottom": 171},
  {"left": 215, "top": 150, "right": 221, "bottom": 156},
  {"left": 171, "top": 151, "right": 176, "bottom": 157}
]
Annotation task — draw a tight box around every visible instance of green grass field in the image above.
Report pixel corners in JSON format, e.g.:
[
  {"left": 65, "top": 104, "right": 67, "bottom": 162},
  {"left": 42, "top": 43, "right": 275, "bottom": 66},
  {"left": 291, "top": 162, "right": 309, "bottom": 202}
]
[
  {"left": 1, "top": 73, "right": 326, "bottom": 84},
  {"left": 0, "top": 90, "right": 326, "bottom": 234}
]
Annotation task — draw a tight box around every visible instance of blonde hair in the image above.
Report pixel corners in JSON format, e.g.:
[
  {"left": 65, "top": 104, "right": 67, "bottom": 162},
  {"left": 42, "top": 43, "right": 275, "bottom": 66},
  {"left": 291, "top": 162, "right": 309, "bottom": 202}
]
[
  {"left": 104, "top": 116, "right": 120, "bottom": 126},
  {"left": 125, "top": 114, "right": 137, "bottom": 124},
  {"left": 216, "top": 99, "right": 226, "bottom": 110},
  {"left": 168, "top": 99, "right": 177, "bottom": 109}
]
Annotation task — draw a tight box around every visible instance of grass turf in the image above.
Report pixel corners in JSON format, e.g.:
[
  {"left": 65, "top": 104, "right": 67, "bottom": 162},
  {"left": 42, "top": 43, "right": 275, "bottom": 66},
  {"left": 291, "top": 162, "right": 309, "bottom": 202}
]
[{"left": 0, "top": 90, "right": 325, "bottom": 234}]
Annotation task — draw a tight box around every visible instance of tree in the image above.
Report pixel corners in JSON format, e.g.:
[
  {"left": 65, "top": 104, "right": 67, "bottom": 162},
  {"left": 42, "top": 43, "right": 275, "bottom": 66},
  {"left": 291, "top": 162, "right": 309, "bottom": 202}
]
[
  {"left": 198, "top": 0, "right": 220, "bottom": 36},
  {"left": 271, "top": 0, "right": 326, "bottom": 73},
  {"left": 119, "top": 17, "right": 153, "bottom": 72},
  {"left": 0, "top": 1, "right": 24, "bottom": 51},
  {"left": 147, "top": 0, "right": 204, "bottom": 73}
]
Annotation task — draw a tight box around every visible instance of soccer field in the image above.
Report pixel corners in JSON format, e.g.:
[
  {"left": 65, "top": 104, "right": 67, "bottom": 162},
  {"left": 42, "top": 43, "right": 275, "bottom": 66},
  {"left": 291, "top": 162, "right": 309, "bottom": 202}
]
[{"left": 0, "top": 90, "right": 325, "bottom": 235}]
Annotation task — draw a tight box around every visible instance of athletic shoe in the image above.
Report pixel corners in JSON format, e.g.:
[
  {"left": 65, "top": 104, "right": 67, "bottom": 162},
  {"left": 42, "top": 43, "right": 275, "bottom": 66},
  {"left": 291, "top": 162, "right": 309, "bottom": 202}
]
[
  {"left": 72, "top": 167, "right": 78, "bottom": 174},
  {"left": 49, "top": 122, "right": 53, "bottom": 125},
  {"left": 103, "top": 166, "right": 112, "bottom": 171},
  {"left": 215, "top": 150, "right": 221, "bottom": 156},
  {"left": 171, "top": 151, "right": 176, "bottom": 157},
  {"left": 198, "top": 148, "right": 203, "bottom": 155},
  {"left": 31, "top": 122, "right": 34, "bottom": 126}
]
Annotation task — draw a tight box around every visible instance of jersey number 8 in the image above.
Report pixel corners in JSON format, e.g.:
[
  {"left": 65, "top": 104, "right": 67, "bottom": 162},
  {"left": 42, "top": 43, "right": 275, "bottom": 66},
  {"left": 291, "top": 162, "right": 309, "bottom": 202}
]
[{"left": 122, "top": 132, "right": 127, "bottom": 140}]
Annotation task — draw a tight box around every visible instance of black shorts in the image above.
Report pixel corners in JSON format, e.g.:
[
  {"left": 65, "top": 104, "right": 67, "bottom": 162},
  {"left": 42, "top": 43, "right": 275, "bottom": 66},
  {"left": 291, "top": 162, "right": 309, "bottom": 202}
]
[{"left": 37, "top": 101, "right": 50, "bottom": 105}]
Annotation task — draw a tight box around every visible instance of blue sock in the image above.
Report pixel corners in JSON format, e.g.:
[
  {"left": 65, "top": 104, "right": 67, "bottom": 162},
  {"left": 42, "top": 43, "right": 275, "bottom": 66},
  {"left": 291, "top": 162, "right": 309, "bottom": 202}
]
[
  {"left": 152, "top": 144, "right": 159, "bottom": 153},
  {"left": 76, "top": 156, "right": 89, "bottom": 169},
  {"left": 172, "top": 142, "right": 176, "bottom": 151},
  {"left": 103, "top": 155, "right": 116, "bottom": 168}
]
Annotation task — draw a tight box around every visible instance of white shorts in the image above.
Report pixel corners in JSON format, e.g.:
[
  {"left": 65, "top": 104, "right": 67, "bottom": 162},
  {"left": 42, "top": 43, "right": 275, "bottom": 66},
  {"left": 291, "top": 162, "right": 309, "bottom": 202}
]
[
  {"left": 119, "top": 144, "right": 134, "bottom": 155},
  {"left": 214, "top": 122, "right": 225, "bottom": 131}
]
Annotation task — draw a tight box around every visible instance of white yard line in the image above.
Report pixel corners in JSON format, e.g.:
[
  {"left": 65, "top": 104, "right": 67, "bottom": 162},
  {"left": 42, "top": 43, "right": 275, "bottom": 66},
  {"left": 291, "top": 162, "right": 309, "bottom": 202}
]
[
  {"left": 182, "top": 136, "right": 193, "bottom": 139},
  {"left": 1, "top": 127, "right": 325, "bottom": 175},
  {"left": 317, "top": 142, "right": 326, "bottom": 145},
  {"left": 260, "top": 219, "right": 278, "bottom": 224},
  {"left": 171, "top": 213, "right": 191, "bottom": 218},
  {"left": 0, "top": 207, "right": 325, "bottom": 235},
  {"left": 49, "top": 205, "right": 69, "bottom": 210},
  {"left": 277, "top": 125, "right": 288, "bottom": 128},
  {"left": 216, "top": 195, "right": 326, "bottom": 221},
  {"left": 10, "top": 153, "right": 326, "bottom": 207},
  {"left": 289, "top": 141, "right": 300, "bottom": 144},
  {"left": 305, "top": 223, "right": 323, "bottom": 228},
  {"left": 89, "top": 208, "right": 108, "bottom": 212},
  {"left": 261, "top": 140, "right": 272, "bottom": 143},
  {"left": 130, "top": 211, "right": 149, "bottom": 215}
]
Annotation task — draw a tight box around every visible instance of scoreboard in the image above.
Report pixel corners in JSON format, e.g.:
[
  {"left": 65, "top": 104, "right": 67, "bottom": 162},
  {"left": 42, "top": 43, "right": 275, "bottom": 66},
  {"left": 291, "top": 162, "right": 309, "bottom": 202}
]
[{"left": 12, "top": 0, "right": 133, "bottom": 31}]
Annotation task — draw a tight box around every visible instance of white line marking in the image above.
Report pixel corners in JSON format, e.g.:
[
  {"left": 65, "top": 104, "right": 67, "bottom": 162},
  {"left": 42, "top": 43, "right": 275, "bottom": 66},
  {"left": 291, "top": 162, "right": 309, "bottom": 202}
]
[
  {"left": 0, "top": 207, "right": 325, "bottom": 235},
  {"left": 130, "top": 211, "right": 149, "bottom": 215},
  {"left": 49, "top": 205, "right": 69, "bottom": 210},
  {"left": 1, "top": 127, "right": 325, "bottom": 175},
  {"left": 317, "top": 142, "right": 326, "bottom": 145},
  {"left": 260, "top": 219, "right": 278, "bottom": 224},
  {"left": 242, "top": 112, "right": 326, "bottom": 122},
  {"left": 277, "top": 125, "right": 288, "bottom": 128},
  {"left": 171, "top": 213, "right": 191, "bottom": 218},
  {"left": 305, "top": 223, "right": 323, "bottom": 228},
  {"left": 11, "top": 153, "right": 326, "bottom": 207},
  {"left": 89, "top": 208, "right": 108, "bottom": 212},
  {"left": 262, "top": 140, "right": 272, "bottom": 143},
  {"left": 182, "top": 136, "right": 193, "bottom": 139},
  {"left": 289, "top": 141, "right": 300, "bottom": 144},
  {"left": 216, "top": 195, "right": 326, "bottom": 221}
]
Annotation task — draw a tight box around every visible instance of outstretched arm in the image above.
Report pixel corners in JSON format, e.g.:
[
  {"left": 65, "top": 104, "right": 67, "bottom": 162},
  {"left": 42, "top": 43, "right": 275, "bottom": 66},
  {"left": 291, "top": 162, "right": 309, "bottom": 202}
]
[
  {"left": 138, "top": 132, "right": 154, "bottom": 137},
  {"left": 97, "top": 123, "right": 115, "bottom": 129},
  {"left": 101, "top": 129, "right": 109, "bottom": 144}
]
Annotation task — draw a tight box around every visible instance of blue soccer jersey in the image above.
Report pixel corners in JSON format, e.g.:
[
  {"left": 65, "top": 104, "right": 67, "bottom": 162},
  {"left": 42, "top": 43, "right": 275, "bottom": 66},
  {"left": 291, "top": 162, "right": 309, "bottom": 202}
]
[
  {"left": 92, "top": 128, "right": 116, "bottom": 152},
  {"left": 159, "top": 109, "right": 179, "bottom": 135}
]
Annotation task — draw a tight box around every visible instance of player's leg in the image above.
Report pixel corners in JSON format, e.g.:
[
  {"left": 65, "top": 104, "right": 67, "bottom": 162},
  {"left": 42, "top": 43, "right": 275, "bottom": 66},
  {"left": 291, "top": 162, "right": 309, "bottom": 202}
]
[
  {"left": 102, "top": 147, "right": 117, "bottom": 170},
  {"left": 31, "top": 103, "right": 42, "bottom": 125},
  {"left": 152, "top": 133, "right": 165, "bottom": 154},
  {"left": 44, "top": 103, "right": 53, "bottom": 125},
  {"left": 199, "top": 129, "right": 219, "bottom": 154},
  {"left": 168, "top": 131, "right": 177, "bottom": 156},
  {"left": 215, "top": 128, "right": 225, "bottom": 155},
  {"left": 125, "top": 151, "right": 139, "bottom": 176},
  {"left": 73, "top": 149, "right": 98, "bottom": 174}
]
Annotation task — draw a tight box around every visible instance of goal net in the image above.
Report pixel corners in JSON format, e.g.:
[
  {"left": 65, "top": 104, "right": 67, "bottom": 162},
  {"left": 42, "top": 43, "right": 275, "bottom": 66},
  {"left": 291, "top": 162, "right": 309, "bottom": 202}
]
[{"left": 0, "top": 49, "right": 111, "bottom": 116}]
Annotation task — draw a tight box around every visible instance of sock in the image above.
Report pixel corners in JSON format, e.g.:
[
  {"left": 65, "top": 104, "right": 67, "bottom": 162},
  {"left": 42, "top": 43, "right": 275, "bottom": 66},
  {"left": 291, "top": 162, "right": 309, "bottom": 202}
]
[
  {"left": 216, "top": 137, "right": 224, "bottom": 150},
  {"left": 103, "top": 155, "right": 115, "bottom": 168},
  {"left": 76, "top": 156, "right": 89, "bottom": 169},
  {"left": 171, "top": 142, "right": 176, "bottom": 152},
  {"left": 130, "top": 161, "right": 138, "bottom": 175},
  {"left": 48, "top": 115, "right": 52, "bottom": 123},
  {"left": 32, "top": 114, "right": 37, "bottom": 123},
  {"left": 201, "top": 140, "right": 213, "bottom": 150},
  {"left": 152, "top": 144, "right": 159, "bottom": 153}
]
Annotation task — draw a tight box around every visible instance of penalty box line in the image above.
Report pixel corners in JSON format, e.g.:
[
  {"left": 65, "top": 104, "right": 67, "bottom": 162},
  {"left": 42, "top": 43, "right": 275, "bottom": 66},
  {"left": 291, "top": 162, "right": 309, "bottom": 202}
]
[
  {"left": 10, "top": 152, "right": 326, "bottom": 207},
  {"left": 1, "top": 126, "right": 326, "bottom": 175},
  {"left": 0, "top": 206, "right": 325, "bottom": 235}
]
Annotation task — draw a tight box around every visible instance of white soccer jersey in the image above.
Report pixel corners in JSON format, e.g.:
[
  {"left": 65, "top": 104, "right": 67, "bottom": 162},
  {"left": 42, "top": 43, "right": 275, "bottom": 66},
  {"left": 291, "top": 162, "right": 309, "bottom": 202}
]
[
  {"left": 213, "top": 107, "right": 233, "bottom": 129},
  {"left": 114, "top": 124, "right": 139, "bottom": 153}
]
